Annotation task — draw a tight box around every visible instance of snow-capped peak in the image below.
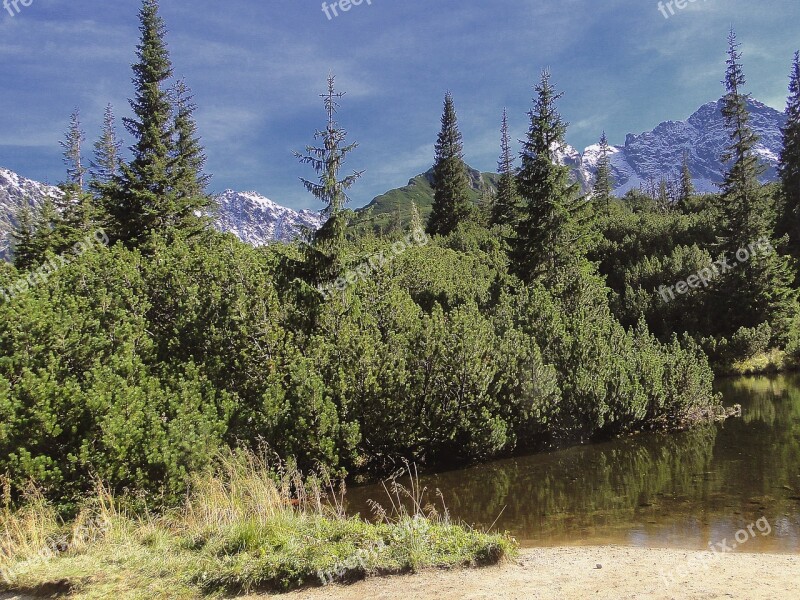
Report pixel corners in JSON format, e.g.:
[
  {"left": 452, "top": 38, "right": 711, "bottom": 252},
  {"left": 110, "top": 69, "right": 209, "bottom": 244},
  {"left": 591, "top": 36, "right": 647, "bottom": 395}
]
[
  {"left": 0, "top": 173, "right": 323, "bottom": 260},
  {"left": 574, "top": 97, "right": 786, "bottom": 195},
  {"left": 0, "top": 167, "right": 63, "bottom": 259},
  {"left": 213, "top": 189, "right": 323, "bottom": 246}
]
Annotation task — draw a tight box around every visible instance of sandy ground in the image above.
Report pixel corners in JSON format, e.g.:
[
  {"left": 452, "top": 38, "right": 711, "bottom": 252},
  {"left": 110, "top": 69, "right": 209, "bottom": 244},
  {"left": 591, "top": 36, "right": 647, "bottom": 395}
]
[
  {"left": 2, "top": 546, "right": 798, "bottom": 600},
  {"left": 251, "top": 546, "right": 800, "bottom": 600}
]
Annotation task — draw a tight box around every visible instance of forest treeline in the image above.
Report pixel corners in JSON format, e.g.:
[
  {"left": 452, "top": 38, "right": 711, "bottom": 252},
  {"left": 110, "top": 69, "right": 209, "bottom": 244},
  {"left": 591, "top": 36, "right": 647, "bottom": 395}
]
[{"left": 1, "top": 1, "right": 799, "bottom": 507}]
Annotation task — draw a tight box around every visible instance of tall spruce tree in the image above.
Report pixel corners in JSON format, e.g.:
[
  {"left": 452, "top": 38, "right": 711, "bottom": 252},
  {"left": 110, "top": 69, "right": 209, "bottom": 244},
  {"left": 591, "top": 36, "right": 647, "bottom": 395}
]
[
  {"left": 426, "top": 92, "right": 472, "bottom": 236},
  {"left": 57, "top": 109, "right": 97, "bottom": 242},
  {"left": 110, "top": 0, "right": 176, "bottom": 245},
  {"left": 90, "top": 104, "right": 123, "bottom": 204},
  {"left": 716, "top": 30, "right": 796, "bottom": 338},
  {"left": 169, "top": 79, "right": 213, "bottom": 234},
  {"left": 718, "top": 30, "right": 770, "bottom": 246},
  {"left": 490, "top": 108, "right": 519, "bottom": 226},
  {"left": 512, "top": 70, "right": 588, "bottom": 282},
  {"left": 295, "top": 75, "right": 363, "bottom": 284},
  {"left": 592, "top": 131, "right": 613, "bottom": 216},
  {"left": 60, "top": 109, "right": 87, "bottom": 192},
  {"left": 778, "top": 51, "right": 800, "bottom": 261}
]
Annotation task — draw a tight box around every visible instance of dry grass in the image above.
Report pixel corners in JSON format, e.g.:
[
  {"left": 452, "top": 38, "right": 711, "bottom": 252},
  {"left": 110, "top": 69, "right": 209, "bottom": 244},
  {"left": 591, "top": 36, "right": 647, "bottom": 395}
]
[
  {"left": 729, "top": 348, "right": 789, "bottom": 376},
  {"left": 0, "top": 455, "right": 516, "bottom": 599}
]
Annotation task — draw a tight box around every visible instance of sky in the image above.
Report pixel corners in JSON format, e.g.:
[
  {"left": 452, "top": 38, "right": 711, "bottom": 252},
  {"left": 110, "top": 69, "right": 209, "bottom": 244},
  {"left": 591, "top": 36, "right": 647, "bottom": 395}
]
[{"left": 1, "top": 0, "right": 799, "bottom": 211}]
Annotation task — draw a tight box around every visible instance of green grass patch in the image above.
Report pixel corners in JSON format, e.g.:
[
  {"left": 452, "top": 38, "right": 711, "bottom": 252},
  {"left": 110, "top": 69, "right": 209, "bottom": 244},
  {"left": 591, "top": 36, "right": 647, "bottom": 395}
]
[
  {"left": 0, "top": 456, "right": 516, "bottom": 598},
  {"left": 727, "top": 348, "right": 793, "bottom": 376}
]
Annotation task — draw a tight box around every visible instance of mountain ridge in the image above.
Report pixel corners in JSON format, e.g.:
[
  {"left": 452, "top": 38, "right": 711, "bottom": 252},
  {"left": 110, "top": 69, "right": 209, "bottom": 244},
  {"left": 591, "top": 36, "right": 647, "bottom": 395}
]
[
  {"left": 576, "top": 97, "right": 785, "bottom": 194},
  {"left": 0, "top": 96, "right": 788, "bottom": 256},
  {"left": 0, "top": 171, "right": 323, "bottom": 260},
  {"left": 360, "top": 97, "right": 786, "bottom": 226}
]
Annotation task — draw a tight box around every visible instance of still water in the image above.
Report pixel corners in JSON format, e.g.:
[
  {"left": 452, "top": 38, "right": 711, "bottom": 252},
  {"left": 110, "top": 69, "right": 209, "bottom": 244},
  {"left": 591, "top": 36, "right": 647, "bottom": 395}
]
[{"left": 345, "top": 375, "right": 800, "bottom": 552}]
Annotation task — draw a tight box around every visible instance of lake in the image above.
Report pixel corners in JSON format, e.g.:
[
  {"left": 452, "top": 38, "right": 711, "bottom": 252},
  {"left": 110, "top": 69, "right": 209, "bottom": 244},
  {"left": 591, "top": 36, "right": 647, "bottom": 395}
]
[{"left": 345, "top": 375, "right": 800, "bottom": 552}]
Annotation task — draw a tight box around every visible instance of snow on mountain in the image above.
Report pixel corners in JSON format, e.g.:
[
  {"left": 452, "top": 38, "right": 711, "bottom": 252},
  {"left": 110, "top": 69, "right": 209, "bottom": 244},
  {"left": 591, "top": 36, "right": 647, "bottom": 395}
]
[
  {"left": 553, "top": 143, "right": 591, "bottom": 189},
  {"left": 0, "top": 167, "right": 63, "bottom": 260},
  {"left": 0, "top": 170, "right": 322, "bottom": 261},
  {"left": 0, "top": 97, "right": 788, "bottom": 259},
  {"left": 214, "top": 190, "right": 322, "bottom": 245},
  {"left": 576, "top": 97, "right": 786, "bottom": 195}
]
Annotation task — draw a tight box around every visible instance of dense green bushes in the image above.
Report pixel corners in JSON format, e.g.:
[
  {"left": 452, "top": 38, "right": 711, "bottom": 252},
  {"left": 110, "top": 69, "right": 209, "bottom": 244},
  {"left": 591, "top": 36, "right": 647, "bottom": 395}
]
[
  {"left": 0, "top": 227, "right": 721, "bottom": 505},
  {"left": 592, "top": 189, "right": 800, "bottom": 368},
  {"left": 0, "top": 241, "right": 234, "bottom": 505}
]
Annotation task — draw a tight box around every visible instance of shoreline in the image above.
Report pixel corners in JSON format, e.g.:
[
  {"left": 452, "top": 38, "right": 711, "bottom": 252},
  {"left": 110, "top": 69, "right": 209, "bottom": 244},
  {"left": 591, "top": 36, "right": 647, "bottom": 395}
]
[
  {"left": 251, "top": 545, "right": 800, "bottom": 600},
  {"left": 2, "top": 545, "right": 797, "bottom": 599}
]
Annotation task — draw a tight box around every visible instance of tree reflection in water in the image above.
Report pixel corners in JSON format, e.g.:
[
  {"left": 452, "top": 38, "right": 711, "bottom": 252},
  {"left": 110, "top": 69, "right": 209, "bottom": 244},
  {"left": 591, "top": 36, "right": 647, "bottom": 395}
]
[{"left": 345, "top": 375, "right": 800, "bottom": 551}]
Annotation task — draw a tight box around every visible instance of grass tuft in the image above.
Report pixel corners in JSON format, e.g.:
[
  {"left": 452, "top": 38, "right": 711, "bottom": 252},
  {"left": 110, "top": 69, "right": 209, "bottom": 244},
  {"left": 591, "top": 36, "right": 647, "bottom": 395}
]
[
  {"left": 728, "top": 348, "right": 790, "bottom": 376},
  {"left": 0, "top": 454, "right": 516, "bottom": 599}
]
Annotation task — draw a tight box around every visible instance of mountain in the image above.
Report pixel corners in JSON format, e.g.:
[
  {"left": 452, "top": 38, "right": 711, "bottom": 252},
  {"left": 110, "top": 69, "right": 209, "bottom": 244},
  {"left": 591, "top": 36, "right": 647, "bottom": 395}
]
[
  {"left": 576, "top": 97, "right": 786, "bottom": 194},
  {"left": 0, "top": 97, "right": 788, "bottom": 257},
  {"left": 364, "top": 97, "right": 786, "bottom": 222},
  {"left": 358, "top": 167, "right": 499, "bottom": 232},
  {"left": 215, "top": 190, "right": 322, "bottom": 246},
  {"left": 0, "top": 169, "right": 322, "bottom": 260},
  {"left": 0, "top": 167, "right": 63, "bottom": 260}
]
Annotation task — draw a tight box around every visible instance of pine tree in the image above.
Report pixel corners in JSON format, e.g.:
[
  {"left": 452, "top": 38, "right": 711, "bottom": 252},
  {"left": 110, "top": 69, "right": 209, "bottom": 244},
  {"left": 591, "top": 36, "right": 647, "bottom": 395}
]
[
  {"left": 679, "top": 150, "right": 694, "bottom": 209},
  {"left": 512, "top": 70, "right": 588, "bottom": 282},
  {"left": 17, "top": 197, "right": 62, "bottom": 268},
  {"left": 16, "top": 109, "right": 97, "bottom": 264},
  {"left": 90, "top": 104, "right": 123, "bottom": 202},
  {"left": 110, "top": 0, "right": 176, "bottom": 245},
  {"left": 718, "top": 29, "right": 769, "bottom": 247},
  {"left": 57, "top": 109, "right": 97, "bottom": 242},
  {"left": 478, "top": 183, "right": 494, "bottom": 225},
  {"left": 592, "top": 131, "right": 614, "bottom": 216},
  {"left": 10, "top": 203, "right": 37, "bottom": 270},
  {"left": 60, "top": 109, "right": 87, "bottom": 192},
  {"left": 715, "top": 30, "right": 796, "bottom": 338},
  {"left": 13, "top": 106, "right": 106, "bottom": 268},
  {"left": 295, "top": 74, "right": 363, "bottom": 284},
  {"left": 426, "top": 92, "right": 472, "bottom": 236},
  {"left": 169, "top": 79, "right": 213, "bottom": 234},
  {"left": 491, "top": 108, "right": 519, "bottom": 226},
  {"left": 778, "top": 51, "right": 800, "bottom": 261}
]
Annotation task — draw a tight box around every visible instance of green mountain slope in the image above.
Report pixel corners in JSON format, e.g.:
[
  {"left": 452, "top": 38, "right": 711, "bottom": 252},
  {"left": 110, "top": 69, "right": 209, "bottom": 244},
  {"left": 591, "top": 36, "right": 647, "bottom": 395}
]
[{"left": 356, "top": 167, "right": 500, "bottom": 233}]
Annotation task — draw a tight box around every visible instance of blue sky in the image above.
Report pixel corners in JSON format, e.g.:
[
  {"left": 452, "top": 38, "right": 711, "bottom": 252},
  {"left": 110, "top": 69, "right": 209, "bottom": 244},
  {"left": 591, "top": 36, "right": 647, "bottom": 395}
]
[{"left": 1, "top": 0, "right": 798, "bottom": 210}]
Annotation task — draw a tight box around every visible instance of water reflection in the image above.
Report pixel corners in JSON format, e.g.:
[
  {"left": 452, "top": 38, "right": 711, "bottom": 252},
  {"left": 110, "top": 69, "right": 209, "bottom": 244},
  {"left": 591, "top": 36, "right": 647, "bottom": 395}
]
[{"left": 345, "top": 375, "right": 800, "bottom": 552}]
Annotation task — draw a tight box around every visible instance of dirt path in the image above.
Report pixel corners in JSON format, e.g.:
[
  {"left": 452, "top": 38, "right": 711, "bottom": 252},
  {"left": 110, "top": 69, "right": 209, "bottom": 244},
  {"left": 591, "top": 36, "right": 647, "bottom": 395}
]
[
  {"left": 251, "top": 546, "right": 800, "bottom": 600},
  {"left": 3, "top": 546, "right": 798, "bottom": 599}
]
